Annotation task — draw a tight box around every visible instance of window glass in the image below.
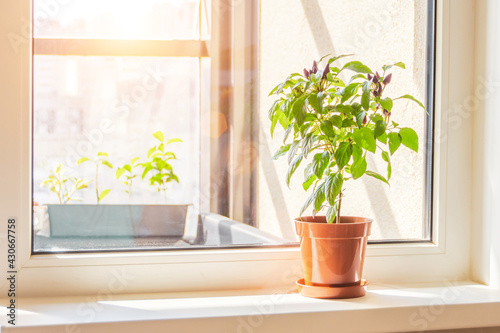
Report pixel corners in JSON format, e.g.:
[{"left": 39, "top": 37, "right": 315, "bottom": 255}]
[
  {"left": 32, "top": 0, "right": 433, "bottom": 253},
  {"left": 34, "top": 0, "right": 201, "bottom": 40},
  {"left": 33, "top": 56, "right": 202, "bottom": 251},
  {"left": 259, "top": 0, "right": 433, "bottom": 241}
]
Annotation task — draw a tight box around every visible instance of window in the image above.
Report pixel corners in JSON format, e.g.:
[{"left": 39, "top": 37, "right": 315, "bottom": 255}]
[
  {"left": 31, "top": 0, "right": 435, "bottom": 254},
  {"left": 3, "top": 0, "right": 475, "bottom": 297}
]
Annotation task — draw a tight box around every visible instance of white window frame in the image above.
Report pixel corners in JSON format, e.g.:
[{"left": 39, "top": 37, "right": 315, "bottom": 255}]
[{"left": 0, "top": 0, "right": 475, "bottom": 297}]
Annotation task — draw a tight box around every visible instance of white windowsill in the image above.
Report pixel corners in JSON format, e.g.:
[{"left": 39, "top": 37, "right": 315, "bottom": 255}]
[{"left": 2, "top": 281, "right": 500, "bottom": 332}]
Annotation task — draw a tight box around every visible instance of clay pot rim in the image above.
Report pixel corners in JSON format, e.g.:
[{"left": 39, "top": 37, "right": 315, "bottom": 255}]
[
  {"left": 294, "top": 215, "right": 373, "bottom": 225},
  {"left": 295, "top": 216, "right": 372, "bottom": 238}
]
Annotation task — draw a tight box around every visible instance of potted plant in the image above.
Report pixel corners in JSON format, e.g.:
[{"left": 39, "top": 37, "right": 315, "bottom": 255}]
[
  {"left": 36, "top": 164, "right": 91, "bottom": 237},
  {"left": 41, "top": 163, "right": 91, "bottom": 204},
  {"left": 77, "top": 151, "right": 114, "bottom": 204},
  {"left": 39, "top": 133, "right": 188, "bottom": 240},
  {"left": 116, "top": 156, "right": 141, "bottom": 202},
  {"left": 140, "top": 130, "right": 182, "bottom": 203},
  {"left": 268, "top": 55, "right": 425, "bottom": 298}
]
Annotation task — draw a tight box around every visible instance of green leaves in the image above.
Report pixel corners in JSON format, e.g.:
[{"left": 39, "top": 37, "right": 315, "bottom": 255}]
[
  {"left": 377, "top": 132, "right": 388, "bottom": 144},
  {"left": 116, "top": 167, "right": 126, "bottom": 179},
  {"left": 41, "top": 164, "right": 90, "bottom": 204},
  {"left": 382, "top": 62, "right": 405, "bottom": 71},
  {"left": 153, "top": 131, "right": 164, "bottom": 142},
  {"left": 325, "top": 173, "right": 343, "bottom": 205},
  {"left": 268, "top": 99, "right": 280, "bottom": 119},
  {"left": 167, "top": 138, "right": 183, "bottom": 145},
  {"left": 332, "top": 105, "right": 353, "bottom": 115},
  {"left": 302, "top": 173, "right": 316, "bottom": 191},
  {"left": 286, "top": 154, "right": 303, "bottom": 187},
  {"left": 399, "top": 127, "right": 419, "bottom": 152},
  {"left": 288, "top": 140, "right": 300, "bottom": 164},
  {"left": 388, "top": 132, "right": 402, "bottom": 155},
  {"left": 302, "top": 133, "right": 315, "bottom": 158},
  {"left": 75, "top": 179, "right": 91, "bottom": 191},
  {"left": 320, "top": 120, "right": 335, "bottom": 137},
  {"left": 393, "top": 61, "right": 406, "bottom": 69},
  {"left": 267, "top": 56, "right": 423, "bottom": 217},
  {"left": 142, "top": 164, "right": 153, "bottom": 179},
  {"left": 98, "top": 189, "right": 111, "bottom": 201},
  {"left": 326, "top": 201, "right": 340, "bottom": 224},
  {"left": 300, "top": 188, "right": 316, "bottom": 217},
  {"left": 313, "top": 183, "right": 326, "bottom": 212},
  {"left": 272, "top": 144, "right": 291, "bottom": 160},
  {"left": 329, "top": 115, "right": 343, "bottom": 128},
  {"left": 380, "top": 97, "right": 393, "bottom": 112},
  {"left": 141, "top": 132, "right": 182, "bottom": 200},
  {"left": 365, "top": 170, "right": 389, "bottom": 185},
  {"left": 342, "top": 118, "right": 356, "bottom": 128},
  {"left": 348, "top": 73, "right": 367, "bottom": 85},
  {"left": 101, "top": 160, "right": 113, "bottom": 169},
  {"left": 374, "top": 120, "right": 387, "bottom": 138},
  {"left": 351, "top": 156, "right": 367, "bottom": 180},
  {"left": 342, "top": 61, "right": 373, "bottom": 74},
  {"left": 271, "top": 110, "right": 288, "bottom": 138},
  {"left": 77, "top": 157, "right": 89, "bottom": 165},
  {"left": 77, "top": 152, "right": 113, "bottom": 203},
  {"left": 300, "top": 182, "right": 326, "bottom": 216},
  {"left": 352, "top": 104, "right": 366, "bottom": 128},
  {"left": 361, "top": 80, "right": 371, "bottom": 110},
  {"left": 307, "top": 93, "right": 323, "bottom": 113},
  {"left": 394, "top": 94, "right": 426, "bottom": 111},
  {"left": 116, "top": 157, "right": 142, "bottom": 196},
  {"left": 334, "top": 142, "right": 352, "bottom": 170},
  {"left": 312, "top": 152, "right": 330, "bottom": 179},
  {"left": 147, "top": 147, "right": 156, "bottom": 159},
  {"left": 327, "top": 54, "right": 353, "bottom": 64},
  {"left": 381, "top": 151, "right": 392, "bottom": 180},
  {"left": 292, "top": 96, "right": 307, "bottom": 126},
  {"left": 43, "top": 129, "right": 184, "bottom": 204},
  {"left": 340, "top": 83, "right": 360, "bottom": 104},
  {"left": 353, "top": 127, "right": 376, "bottom": 153}
]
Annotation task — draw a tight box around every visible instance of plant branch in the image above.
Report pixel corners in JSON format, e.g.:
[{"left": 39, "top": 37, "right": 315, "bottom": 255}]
[
  {"left": 96, "top": 163, "right": 99, "bottom": 204},
  {"left": 337, "top": 169, "right": 344, "bottom": 224}
]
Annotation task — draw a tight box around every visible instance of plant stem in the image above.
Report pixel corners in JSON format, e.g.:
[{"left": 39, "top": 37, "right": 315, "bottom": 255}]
[
  {"left": 128, "top": 180, "right": 132, "bottom": 204},
  {"left": 337, "top": 191, "right": 342, "bottom": 224},
  {"left": 62, "top": 179, "right": 71, "bottom": 204},
  {"left": 56, "top": 178, "right": 62, "bottom": 204},
  {"left": 66, "top": 186, "right": 76, "bottom": 204},
  {"left": 96, "top": 163, "right": 99, "bottom": 204},
  {"left": 337, "top": 169, "right": 344, "bottom": 224}
]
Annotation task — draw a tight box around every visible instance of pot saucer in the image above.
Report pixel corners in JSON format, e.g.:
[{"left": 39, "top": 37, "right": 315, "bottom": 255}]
[{"left": 296, "top": 279, "right": 368, "bottom": 299}]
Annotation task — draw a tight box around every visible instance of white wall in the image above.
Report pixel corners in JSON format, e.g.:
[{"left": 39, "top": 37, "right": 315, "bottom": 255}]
[{"left": 471, "top": 0, "right": 500, "bottom": 289}]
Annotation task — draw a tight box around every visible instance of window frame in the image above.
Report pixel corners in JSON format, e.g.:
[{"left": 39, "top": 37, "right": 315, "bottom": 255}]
[{"left": 0, "top": 0, "right": 474, "bottom": 297}]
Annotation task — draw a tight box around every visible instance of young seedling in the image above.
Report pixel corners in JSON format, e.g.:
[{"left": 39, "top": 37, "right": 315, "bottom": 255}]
[
  {"left": 141, "top": 131, "right": 182, "bottom": 202},
  {"left": 78, "top": 152, "right": 113, "bottom": 204},
  {"left": 116, "top": 157, "right": 140, "bottom": 201},
  {"left": 41, "top": 163, "right": 91, "bottom": 204}
]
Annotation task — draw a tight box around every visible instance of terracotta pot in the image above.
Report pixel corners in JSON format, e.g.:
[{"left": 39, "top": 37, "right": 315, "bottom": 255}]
[{"left": 295, "top": 216, "right": 372, "bottom": 286}]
